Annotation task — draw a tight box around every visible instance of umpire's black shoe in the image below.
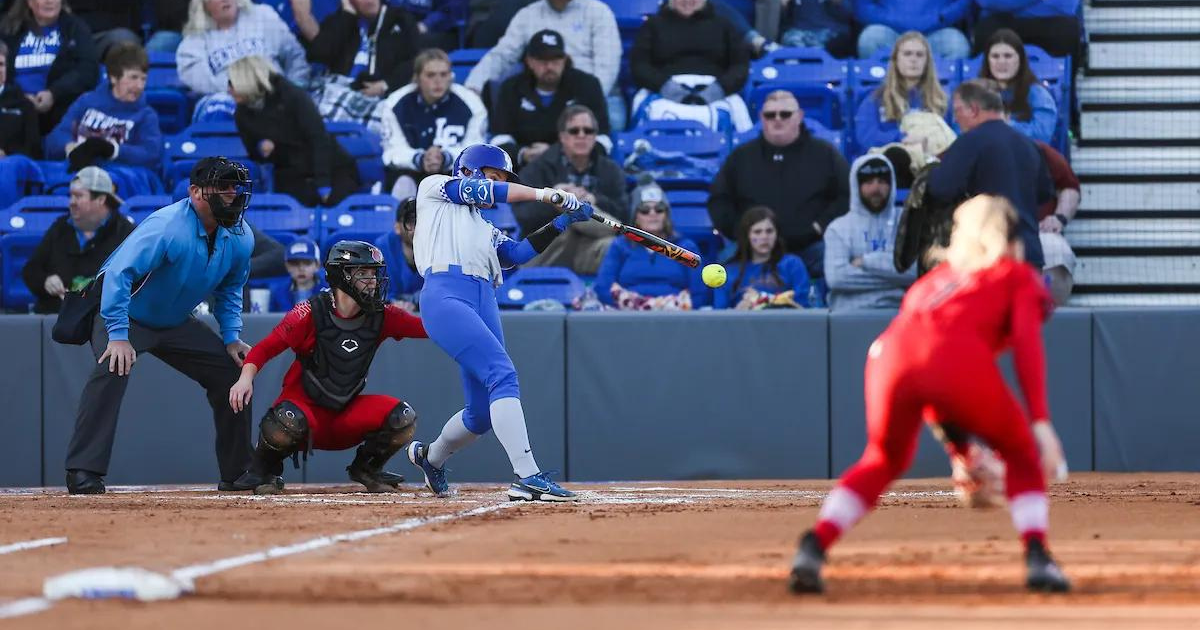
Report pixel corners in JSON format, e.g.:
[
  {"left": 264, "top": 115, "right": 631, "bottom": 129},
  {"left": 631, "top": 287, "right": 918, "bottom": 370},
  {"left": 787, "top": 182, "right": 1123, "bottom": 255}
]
[
  {"left": 66, "top": 469, "right": 105, "bottom": 495},
  {"left": 1025, "top": 539, "right": 1071, "bottom": 593},
  {"left": 788, "top": 531, "right": 826, "bottom": 594},
  {"left": 218, "top": 471, "right": 284, "bottom": 493}
]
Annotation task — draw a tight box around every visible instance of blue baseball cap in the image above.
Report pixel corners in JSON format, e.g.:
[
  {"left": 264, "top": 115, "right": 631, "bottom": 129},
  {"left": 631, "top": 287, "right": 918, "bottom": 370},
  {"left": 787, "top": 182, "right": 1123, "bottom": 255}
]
[{"left": 286, "top": 238, "right": 320, "bottom": 262}]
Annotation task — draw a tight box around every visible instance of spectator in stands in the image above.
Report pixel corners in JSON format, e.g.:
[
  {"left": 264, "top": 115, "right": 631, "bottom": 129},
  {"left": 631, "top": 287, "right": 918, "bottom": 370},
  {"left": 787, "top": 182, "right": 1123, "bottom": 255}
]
[
  {"left": 928, "top": 79, "right": 1054, "bottom": 269},
  {"left": 0, "top": 41, "right": 39, "bottom": 157},
  {"left": 973, "top": 0, "right": 1081, "bottom": 60},
  {"left": 854, "top": 0, "right": 971, "bottom": 60},
  {"left": 293, "top": 0, "right": 421, "bottom": 98},
  {"left": 147, "top": 0, "right": 190, "bottom": 52},
  {"left": 708, "top": 0, "right": 777, "bottom": 58},
  {"left": 513, "top": 103, "right": 627, "bottom": 276},
  {"left": 46, "top": 44, "right": 163, "bottom": 189},
  {"left": 268, "top": 237, "right": 328, "bottom": 312},
  {"left": 1, "top": 0, "right": 100, "bottom": 133},
  {"left": 978, "top": 28, "right": 1057, "bottom": 143},
  {"left": 374, "top": 197, "right": 423, "bottom": 312},
  {"left": 491, "top": 29, "right": 610, "bottom": 167},
  {"left": 68, "top": 1, "right": 141, "bottom": 58},
  {"left": 466, "top": 0, "right": 535, "bottom": 48},
  {"left": 21, "top": 166, "right": 134, "bottom": 314},
  {"left": 229, "top": 55, "right": 360, "bottom": 206},
  {"left": 596, "top": 180, "right": 709, "bottom": 310},
  {"left": 709, "top": 90, "right": 849, "bottom": 281},
  {"left": 1036, "top": 140, "right": 1078, "bottom": 306},
  {"left": 823, "top": 154, "right": 915, "bottom": 310},
  {"left": 177, "top": 0, "right": 309, "bottom": 121},
  {"left": 377, "top": 48, "right": 486, "bottom": 200},
  {"left": 853, "top": 31, "right": 950, "bottom": 156},
  {"left": 462, "top": 0, "right": 623, "bottom": 131},
  {"left": 390, "top": 0, "right": 468, "bottom": 51},
  {"left": 715, "top": 206, "right": 811, "bottom": 310},
  {"left": 779, "top": 0, "right": 854, "bottom": 57},
  {"left": 630, "top": 0, "right": 753, "bottom": 134},
  {"left": 247, "top": 224, "right": 286, "bottom": 279}
]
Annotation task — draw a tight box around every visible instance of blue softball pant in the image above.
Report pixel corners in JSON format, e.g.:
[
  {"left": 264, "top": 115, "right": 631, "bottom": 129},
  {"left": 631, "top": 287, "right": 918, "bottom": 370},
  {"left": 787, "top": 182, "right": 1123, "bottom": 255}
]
[{"left": 420, "top": 267, "right": 520, "bottom": 435}]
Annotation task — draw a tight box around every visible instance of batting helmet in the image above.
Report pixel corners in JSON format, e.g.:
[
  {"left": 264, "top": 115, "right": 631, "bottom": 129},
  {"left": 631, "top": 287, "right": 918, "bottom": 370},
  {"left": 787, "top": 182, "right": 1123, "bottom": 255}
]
[{"left": 451, "top": 143, "right": 520, "bottom": 183}]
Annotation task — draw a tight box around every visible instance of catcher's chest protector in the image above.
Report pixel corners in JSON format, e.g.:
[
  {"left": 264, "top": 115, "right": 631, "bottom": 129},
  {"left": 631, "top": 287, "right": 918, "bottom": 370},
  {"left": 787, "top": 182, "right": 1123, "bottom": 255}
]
[{"left": 300, "top": 293, "right": 384, "bottom": 411}]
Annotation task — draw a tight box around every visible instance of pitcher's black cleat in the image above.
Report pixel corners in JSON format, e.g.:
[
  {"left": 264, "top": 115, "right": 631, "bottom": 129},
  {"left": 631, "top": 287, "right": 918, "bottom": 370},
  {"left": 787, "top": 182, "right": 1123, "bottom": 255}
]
[
  {"left": 788, "top": 531, "right": 826, "bottom": 594},
  {"left": 1025, "top": 539, "right": 1071, "bottom": 593}
]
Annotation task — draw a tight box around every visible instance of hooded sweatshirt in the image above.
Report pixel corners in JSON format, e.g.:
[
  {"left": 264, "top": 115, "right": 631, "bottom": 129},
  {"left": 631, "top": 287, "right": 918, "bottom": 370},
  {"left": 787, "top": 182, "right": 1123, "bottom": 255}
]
[
  {"left": 176, "top": 4, "right": 310, "bottom": 95},
  {"left": 823, "top": 154, "right": 916, "bottom": 311},
  {"left": 45, "top": 86, "right": 163, "bottom": 168}
]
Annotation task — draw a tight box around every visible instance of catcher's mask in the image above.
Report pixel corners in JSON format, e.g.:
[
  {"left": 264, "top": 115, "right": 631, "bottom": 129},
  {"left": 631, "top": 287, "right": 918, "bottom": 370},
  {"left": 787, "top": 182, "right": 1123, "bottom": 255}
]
[{"left": 325, "top": 240, "right": 390, "bottom": 313}]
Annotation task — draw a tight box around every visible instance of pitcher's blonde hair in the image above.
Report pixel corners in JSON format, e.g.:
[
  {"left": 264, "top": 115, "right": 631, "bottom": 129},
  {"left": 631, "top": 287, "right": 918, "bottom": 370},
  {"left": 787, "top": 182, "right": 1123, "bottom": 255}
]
[{"left": 928, "top": 195, "right": 1021, "bottom": 272}]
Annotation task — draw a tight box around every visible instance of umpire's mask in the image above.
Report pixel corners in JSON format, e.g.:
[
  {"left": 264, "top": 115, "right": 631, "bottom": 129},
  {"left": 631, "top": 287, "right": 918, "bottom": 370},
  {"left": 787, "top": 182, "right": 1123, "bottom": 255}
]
[{"left": 191, "top": 157, "right": 252, "bottom": 234}]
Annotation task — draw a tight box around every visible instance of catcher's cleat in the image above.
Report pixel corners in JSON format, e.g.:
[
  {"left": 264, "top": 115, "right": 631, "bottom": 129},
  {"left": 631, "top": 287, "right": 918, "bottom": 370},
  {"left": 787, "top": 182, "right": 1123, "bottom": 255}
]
[
  {"left": 1025, "top": 539, "right": 1071, "bottom": 593},
  {"left": 347, "top": 460, "right": 400, "bottom": 493},
  {"left": 788, "top": 531, "right": 826, "bottom": 594},
  {"left": 219, "top": 470, "right": 284, "bottom": 492}
]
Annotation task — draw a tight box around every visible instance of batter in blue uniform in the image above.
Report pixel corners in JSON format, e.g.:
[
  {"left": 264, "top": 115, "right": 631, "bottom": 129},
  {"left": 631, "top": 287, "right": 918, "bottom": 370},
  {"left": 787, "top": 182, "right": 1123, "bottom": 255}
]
[{"left": 406, "top": 143, "right": 590, "bottom": 501}]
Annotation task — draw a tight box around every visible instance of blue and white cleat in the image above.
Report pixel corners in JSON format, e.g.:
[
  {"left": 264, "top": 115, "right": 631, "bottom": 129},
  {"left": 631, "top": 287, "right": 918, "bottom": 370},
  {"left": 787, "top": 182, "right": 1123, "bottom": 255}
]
[
  {"left": 407, "top": 441, "right": 450, "bottom": 497},
  {"left": 508, "top": 471, "right": 578, "bottom": 502}
]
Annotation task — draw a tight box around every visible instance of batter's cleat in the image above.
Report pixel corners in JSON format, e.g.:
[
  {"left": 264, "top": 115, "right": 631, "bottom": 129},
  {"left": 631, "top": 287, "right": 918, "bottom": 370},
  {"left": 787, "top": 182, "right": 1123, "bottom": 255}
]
[
  {"left": 507, "top": 471, "right": 577, "bottom": 502},
  {"left": 219, "top": 470, "right": 284, "bottom": 492},
  {"left": 407, "top": 441, "right": 449, "bottom": 497},
  {"left": 66, "top": 469, "right": 106, "bottom": 495},
  {"left": 1025, "top": 539, "right": 1071, "bottom": 593},
  {"left": 788, "top": 531, "right": 826, "bottom": 594}
]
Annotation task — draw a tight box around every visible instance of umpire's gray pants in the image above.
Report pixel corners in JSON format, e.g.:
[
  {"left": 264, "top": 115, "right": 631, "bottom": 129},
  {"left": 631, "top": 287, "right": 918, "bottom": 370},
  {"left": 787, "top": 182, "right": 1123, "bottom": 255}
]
[{"left": 65, "top": 316, "right": 253, "bottom": 482}]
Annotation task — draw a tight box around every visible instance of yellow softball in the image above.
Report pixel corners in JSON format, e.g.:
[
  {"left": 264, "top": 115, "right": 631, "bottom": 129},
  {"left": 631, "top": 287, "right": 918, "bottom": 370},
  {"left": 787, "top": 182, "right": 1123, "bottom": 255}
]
[{"left": 702, "top": 263, "right": 727, "bottom": 288}]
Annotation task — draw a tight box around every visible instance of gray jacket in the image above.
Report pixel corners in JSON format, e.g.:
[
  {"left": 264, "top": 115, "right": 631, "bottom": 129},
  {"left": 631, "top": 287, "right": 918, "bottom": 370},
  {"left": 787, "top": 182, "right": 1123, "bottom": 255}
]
[{"left": 823, "top": 154, "right": 916, "bottom": 310}]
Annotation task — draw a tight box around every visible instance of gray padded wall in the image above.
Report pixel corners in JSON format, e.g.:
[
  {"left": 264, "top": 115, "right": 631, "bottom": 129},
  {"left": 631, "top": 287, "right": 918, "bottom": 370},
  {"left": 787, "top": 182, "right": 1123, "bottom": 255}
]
[
  {"left": 828, "top": 311, "right": 948, "bottom": 478},
  {"left": 0, "top": 317, "right": 43, "bottom": 486},
  {"left": 42, "top": 315, "right": 240, "bottom": 485},
  {"left": 566, "top": 311, "right": 829, "bottom": 480},
  {"left": 1093, "top": 309, "right": 1200, "bottom": 471},
  {"left": 302, "top": 312, "right": 566, "bottom": 484}
]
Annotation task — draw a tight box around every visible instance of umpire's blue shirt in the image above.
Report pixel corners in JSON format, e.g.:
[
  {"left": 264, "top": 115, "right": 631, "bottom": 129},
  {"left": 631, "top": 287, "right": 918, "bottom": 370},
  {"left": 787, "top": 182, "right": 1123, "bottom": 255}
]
[{"left": 100, "top": 198, "right": 254, "bottom": 345}]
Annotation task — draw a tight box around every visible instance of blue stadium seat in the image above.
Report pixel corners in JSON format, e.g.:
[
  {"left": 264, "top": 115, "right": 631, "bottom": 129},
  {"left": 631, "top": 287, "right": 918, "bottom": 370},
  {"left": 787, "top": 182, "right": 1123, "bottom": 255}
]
[
  {"left": 663, "top": 189, "right": 723, "bottom": 262},
  {"left": 163, "top": 121, "right": 262, "bottom": 191},
  {"left": 243, "top": 193, "right": 316, "bottom": 242},
  {"left": 120, "top": 195, "right": 174, "bottom": 223},
  {"left": 615, "top": 119, "right": 728, "bottom": 186},
  {"left": 495, "top": 266, "right": 585, "bottom": 309},
  {"left": 145, "top": 51, "right": 192, "bottom": 134},
  {"left": 326, "top": 122, "right": 385, "bottom": 190},
  {"left": 320, "top": 194, "right": 397, "bottom": 252},
  {"left": 746, "top": 47, "right": 850, "bottom": 129},
  {"left": 0, "top": 232, "right": 41, "bottom": 310},
  {"left": 600, "top": 0, "right": 660, "bottom": 47},
  {"left": 481, "top": 202, "right": 519, "bottom": 238},
  {"left": 448, "top": 48, "right": 489, "bottom": 83},
  {"left": 0, "top": 196, "right": 69, "bottom": 234}
]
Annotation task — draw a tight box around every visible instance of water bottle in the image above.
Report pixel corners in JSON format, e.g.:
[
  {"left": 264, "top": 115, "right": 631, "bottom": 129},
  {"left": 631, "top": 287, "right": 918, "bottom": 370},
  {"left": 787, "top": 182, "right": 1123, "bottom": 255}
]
[{"left": 579, "top": 286, "right": 602, "bottom": 311}]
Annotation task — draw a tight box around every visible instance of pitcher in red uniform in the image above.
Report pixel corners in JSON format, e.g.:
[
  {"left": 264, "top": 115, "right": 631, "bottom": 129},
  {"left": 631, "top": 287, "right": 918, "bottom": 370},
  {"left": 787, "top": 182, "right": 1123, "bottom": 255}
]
[
  {"left": 225, "top": 241, "right": 428, "bottom": 494},
  {"left": 790, "top": 195, "right": 1071, "bottom": 594}
]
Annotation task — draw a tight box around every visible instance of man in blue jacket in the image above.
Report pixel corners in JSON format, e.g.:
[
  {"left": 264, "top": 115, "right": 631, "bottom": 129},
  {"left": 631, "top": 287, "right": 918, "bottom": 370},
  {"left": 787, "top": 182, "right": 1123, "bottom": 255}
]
[
  {"left": 927, "top": 79, "right": 1054, "bottom": 269},
  {"left": 65, "top": 157, "right": 257, "bottom": 494}
]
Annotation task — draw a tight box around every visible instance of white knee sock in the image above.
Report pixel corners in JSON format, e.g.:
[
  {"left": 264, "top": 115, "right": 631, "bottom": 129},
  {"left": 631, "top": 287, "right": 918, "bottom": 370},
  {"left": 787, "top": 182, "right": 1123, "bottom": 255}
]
[
  {"left": 489, "top": 397, "right": 540, "bottom": 478},
  {"left": 426, "top": 409, "right": 478, "bottom": 469}
]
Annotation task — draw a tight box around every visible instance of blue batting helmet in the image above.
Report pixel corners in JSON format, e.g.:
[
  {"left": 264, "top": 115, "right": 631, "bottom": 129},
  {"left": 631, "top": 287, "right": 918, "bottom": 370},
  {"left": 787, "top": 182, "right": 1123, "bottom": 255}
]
[{"left": 451, "top": 143, "right": 521, "bottom": 184}]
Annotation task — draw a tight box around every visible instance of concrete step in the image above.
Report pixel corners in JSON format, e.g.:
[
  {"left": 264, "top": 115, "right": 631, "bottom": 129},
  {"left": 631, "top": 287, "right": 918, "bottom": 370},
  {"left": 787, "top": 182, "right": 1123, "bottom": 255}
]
[
  {"left": 1082, "top": 182, "right": 1200, "bottom": 212},
  {"left": 1085, "top": 6, "right": 1200, "bottom": 35},
  {"left": 1068, "top": 292, "right": 1200, "bottom": 307},
  {"left": 1074, "top": 255, "right": 1200, "bottom": 285},
  {"left": 1072, "top": 146, "right": 1200, "bottom": 177},
  {"left": 1077, "top": 75, "right": 1200, "bottom": 106},
  {"left": 1067, "top": 218, "right": 1200, "bottom": 248},
  {"left": 1088, "top": 41, "right": 1200, "bottom": 71},
  {"left": 1081, "top": 109, "right": 1200, "bottom": 140}
]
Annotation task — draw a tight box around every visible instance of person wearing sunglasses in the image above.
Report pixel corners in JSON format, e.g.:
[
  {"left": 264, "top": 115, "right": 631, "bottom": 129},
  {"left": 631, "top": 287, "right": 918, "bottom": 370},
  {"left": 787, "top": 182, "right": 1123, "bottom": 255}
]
[
  {"left": 511, "top": 104, "right": 628, "bottom": 276},
  {"left": 710, "top": 89, "right": 850, "bottom": 285},
  {"left": 595, "top": 180, "right": 709, "bottom": 310},
  {"left": 491, "top": 29, "right": 611, "bottom": 168}
]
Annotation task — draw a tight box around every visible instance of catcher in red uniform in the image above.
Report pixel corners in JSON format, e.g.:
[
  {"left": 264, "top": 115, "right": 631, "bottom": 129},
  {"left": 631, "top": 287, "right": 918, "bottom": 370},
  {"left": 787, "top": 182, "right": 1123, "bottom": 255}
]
[
  {"left": 790, "top": 195, "right": 1071, "bottom": 594},
  {"left": 225, "top": 240, "right": 428, "bottom": 494}
]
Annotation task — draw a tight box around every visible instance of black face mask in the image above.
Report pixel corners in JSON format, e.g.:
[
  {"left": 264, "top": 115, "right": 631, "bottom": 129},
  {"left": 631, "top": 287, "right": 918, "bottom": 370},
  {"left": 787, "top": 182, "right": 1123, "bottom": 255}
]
[{"left": 194, "top": 159, "right": 252, "bottom": 233}]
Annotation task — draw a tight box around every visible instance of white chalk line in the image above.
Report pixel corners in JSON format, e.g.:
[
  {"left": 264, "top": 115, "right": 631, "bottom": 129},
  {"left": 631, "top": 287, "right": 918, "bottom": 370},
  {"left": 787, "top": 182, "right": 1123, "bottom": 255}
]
[
  {"left": 0, "top": 537, "right": 67, "bottom": 556},
  {"left": 0, "top": 597, "right": 53, "bottom": 619}
]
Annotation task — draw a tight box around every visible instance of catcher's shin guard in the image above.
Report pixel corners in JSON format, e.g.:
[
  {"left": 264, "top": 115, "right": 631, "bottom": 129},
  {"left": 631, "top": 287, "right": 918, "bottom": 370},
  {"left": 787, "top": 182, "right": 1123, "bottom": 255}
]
[
  {"left": 235, "top": 402, "right": 311, "bottom": 494},
  {"left": 347, "top": 401, "right": 416, "bottom": 492}
]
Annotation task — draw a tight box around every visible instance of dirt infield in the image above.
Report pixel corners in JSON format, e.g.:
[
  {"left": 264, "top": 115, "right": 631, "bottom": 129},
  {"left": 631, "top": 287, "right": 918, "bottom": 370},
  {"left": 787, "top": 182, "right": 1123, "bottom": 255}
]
[{"left": 1, "top": 473, "right": 1199, "bottom": 629}]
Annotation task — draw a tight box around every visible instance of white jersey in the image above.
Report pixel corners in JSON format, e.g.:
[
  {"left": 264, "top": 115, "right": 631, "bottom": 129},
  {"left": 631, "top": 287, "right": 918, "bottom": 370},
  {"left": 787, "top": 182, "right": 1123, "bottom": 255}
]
[{"left": 414, "top": 174, "right": 512, "bottom": 286}]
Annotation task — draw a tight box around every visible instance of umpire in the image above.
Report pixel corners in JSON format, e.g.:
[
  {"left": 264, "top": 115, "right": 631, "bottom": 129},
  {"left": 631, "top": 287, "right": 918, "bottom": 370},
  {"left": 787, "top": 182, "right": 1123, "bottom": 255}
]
[{"left": 66, "top": 157, "right": 257, "bottom": 494}]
